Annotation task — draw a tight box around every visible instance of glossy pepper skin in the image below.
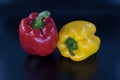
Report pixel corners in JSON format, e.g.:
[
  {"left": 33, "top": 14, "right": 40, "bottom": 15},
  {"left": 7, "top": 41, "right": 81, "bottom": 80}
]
[
  {"left": 19, "top": 11, "right": 58, "bottom": 56},
  {"left": 57, "top": 20, "right": 100, "bottom": 61}
]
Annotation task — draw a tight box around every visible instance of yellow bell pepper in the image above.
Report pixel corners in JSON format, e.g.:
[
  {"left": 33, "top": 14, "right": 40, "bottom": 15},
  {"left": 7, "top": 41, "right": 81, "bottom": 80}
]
[{"left": 57, "top": 20, "right": 100, "bottom": 61}]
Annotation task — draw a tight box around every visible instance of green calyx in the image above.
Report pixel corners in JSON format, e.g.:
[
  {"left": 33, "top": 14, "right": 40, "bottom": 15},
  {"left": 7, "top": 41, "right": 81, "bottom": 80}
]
[
  {"left": 64, "top": 37, "right": 78, "bottom": 56},
  {"left": 32, "top": 11, "right": 50, "bottom": 29}
]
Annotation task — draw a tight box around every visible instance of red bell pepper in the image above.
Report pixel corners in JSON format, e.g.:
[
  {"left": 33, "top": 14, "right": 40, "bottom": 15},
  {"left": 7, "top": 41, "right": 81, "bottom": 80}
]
[{"left": 19, "top": 11, "right": 58, "bottom": 56}]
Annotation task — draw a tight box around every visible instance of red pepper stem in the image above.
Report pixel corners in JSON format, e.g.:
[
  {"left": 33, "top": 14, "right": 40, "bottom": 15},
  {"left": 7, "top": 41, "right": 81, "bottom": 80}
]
[{"left": 32, "top": 11, "right": 50, "bottom": 29}]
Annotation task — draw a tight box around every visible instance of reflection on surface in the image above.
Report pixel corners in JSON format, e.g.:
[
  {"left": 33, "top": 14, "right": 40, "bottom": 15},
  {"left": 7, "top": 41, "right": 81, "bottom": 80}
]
[
  {"left": 57, "top": 55, "right": 98, "bottom": 80},
  {"left": 25, "top": 53, "right": 97, "bottom": 80},
  {"left": 25, "top": 54, "right": 57, "bottom": 80}
]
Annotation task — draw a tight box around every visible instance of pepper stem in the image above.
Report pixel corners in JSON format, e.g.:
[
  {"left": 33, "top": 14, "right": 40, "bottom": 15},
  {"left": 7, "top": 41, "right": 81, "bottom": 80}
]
[
  {"left": 32, "top": 11, "right": 50, "bottom": 29},
  {"left": 64, "top": 37, "right": 78, "bottom": 56}
]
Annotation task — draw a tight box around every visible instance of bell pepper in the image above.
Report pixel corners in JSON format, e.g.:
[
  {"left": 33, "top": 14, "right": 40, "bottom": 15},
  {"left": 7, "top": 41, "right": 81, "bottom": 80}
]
[
  {"left": 57, "top": 20, "right": 100, "bottom": 61},
  {"left": 19, "top": 11, "right": 58, "bottom": 56}
]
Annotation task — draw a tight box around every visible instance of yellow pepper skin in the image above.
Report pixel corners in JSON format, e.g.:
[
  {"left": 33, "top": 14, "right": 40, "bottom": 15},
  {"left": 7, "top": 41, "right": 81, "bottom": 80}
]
[{"left": 57, "top": 20, "right": 100, "bottom": 61}]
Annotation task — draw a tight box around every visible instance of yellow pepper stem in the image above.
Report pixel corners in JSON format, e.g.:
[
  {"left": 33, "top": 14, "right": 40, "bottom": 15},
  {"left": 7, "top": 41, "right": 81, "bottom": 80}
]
[{"left": 64, "top": 37, "right": 78, "bottom": 56}]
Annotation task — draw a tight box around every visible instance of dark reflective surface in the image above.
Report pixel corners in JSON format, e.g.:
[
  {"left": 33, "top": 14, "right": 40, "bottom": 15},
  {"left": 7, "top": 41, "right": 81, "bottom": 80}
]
[
  {"left": 56, "top": 55, "right": 97, "bottom": 80},
  {"left": 0, "top": 0, "right": 120, "bottom": 80},
  {"left": 25, "top": 55, "right": 57, "bottom": 80},
  {"left": 25, "top": 54, "right": 97, "bottom": 80}
]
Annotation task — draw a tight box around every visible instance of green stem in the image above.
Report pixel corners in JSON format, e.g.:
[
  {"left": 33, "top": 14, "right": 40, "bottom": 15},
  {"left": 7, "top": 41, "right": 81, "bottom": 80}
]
[
  {"left": 64, "top": 37, "right": 78, "bottom": 56},
  {"left": 68, "top": 47, "right": 75, "bottom": 56},
  {"left": 32, "top": 11, "right": 50, "bottom": 29}
]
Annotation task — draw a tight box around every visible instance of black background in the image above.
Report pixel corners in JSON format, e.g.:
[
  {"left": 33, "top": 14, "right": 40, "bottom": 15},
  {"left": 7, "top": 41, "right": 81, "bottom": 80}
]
[{"left": 0, "top": 0, "right": 120, "bottom": 80}]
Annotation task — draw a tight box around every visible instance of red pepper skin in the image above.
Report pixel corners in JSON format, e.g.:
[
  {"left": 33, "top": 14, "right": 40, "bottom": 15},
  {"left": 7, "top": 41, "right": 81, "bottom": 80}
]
[{"left": 19, "top": 12, "right": 58, "bottom": 56}]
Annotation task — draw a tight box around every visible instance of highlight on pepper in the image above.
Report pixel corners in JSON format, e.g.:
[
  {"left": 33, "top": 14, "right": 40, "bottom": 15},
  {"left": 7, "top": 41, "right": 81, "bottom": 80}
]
[
  {"left": 57, "top": 20, "right": 100, "bottom": 61},
  {"left": 19, "top": 11, "right": 58, "bottom": 56}
]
